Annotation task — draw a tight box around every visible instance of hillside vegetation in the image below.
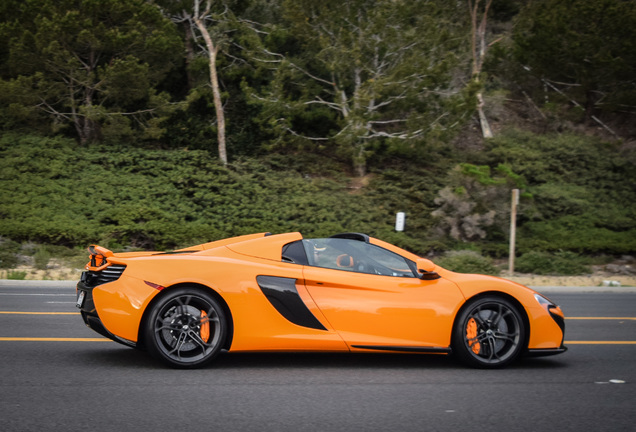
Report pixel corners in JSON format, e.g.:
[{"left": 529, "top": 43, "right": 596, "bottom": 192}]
[
  {"left": 1, "top": 129, "right": 635, "bottom": 276},
  {"left": 1, "top": 1, "right": 635, "bottom": 276}
]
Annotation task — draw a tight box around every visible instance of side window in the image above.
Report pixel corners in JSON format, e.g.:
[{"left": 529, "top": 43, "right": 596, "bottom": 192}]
[
  {"left": 302, "top": 238, "right": 416, "bottom": 277},
  {"left": 362, "top": 244, "right": 416, "bottom": 277},
  {"left": 281, "top": 240, "right": 309, "bottom": 265}
]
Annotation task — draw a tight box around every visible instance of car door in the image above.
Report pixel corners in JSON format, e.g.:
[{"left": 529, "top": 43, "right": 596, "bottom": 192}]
[{"left": 301, "top": 239, "right": 465, "bottom": 349}]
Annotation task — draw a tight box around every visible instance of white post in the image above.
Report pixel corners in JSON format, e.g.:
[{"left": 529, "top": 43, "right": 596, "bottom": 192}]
[
  {"left": 395, "top": 212, "right": 405, "bottom": 232},
  {"left": 509, "top": 189, "right": 519, "bottom": 275}
]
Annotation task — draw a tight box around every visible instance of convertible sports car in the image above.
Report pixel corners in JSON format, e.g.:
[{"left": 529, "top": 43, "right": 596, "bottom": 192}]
[{"left": 76, "top": 232, "right": 566, "bottom": 368}]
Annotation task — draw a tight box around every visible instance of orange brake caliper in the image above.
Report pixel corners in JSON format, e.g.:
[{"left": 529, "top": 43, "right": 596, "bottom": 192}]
[
  {"left": 200, "top": 310, "right": 210, "bottom": 343},
  {"left": 466, "top": 317, "right": 481, "bottom": 354}
]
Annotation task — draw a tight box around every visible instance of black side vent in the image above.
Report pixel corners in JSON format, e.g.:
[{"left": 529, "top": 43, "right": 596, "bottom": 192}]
[
  {"left": 83, "top": 264, "right": 127, "bottom": 287},
  {"left": 256, "top": 275, "right": 327, "bottom": 331}
]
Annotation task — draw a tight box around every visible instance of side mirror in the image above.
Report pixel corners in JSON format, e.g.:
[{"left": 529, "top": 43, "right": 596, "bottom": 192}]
[{"left": 416, "top": 258, "right": 441, "bottom": 280}]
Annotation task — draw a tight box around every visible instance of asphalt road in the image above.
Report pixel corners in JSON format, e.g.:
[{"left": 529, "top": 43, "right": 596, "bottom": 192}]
[{"left": 1, "top": 282, "right": 635, "bottom": 432}]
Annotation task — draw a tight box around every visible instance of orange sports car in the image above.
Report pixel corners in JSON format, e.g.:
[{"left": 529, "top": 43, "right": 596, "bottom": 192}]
[{"left": 76, "top": 232, "right": 566, "bottom": 368}]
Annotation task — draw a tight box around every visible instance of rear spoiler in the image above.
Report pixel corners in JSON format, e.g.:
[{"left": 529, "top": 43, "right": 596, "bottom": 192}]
[{"left": 86, "top": 245, "right": 114, "bottom": 271}]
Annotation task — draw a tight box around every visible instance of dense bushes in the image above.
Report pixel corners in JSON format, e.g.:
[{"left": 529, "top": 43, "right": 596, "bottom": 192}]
[
  {"left": 1, "top": 130, "right": 635, "bottom": 268},
  {"left": 0, "top": 134, "right": 440, "bottom": 253},
  {"left": 0, "top": 238, "right": 20, "bottom": 268},
  {"left": 435, "top": 250, "right": 499, "bottom": 275},
  {"left": 515, "top": 251, "right": 590, "bottom": 276},
  {"left": 474, "top": 130, "right": 636, "bottom": 254}
]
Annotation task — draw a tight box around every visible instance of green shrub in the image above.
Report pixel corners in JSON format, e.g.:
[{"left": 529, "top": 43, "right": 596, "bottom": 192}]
[
  {"left": 0, "top": 237, "right": 20, "bottom": 268},
  {"left": 33, "top": 247, "right": 51, "bottom": 270},
  {"left": 435, "top": 250, "right": 499, "bottom": 275},
  {"left": 478, "top": 130, "right": 636, "bottom": 254},
  {"left": 1, "top": 130, "right": 634, "bottom": 258},
  {"left": 515, "top": 251, "right": 590, "bottom": 275},
  {"left": 0, "top": 250, "right": 19, "bottom": 269},
  {"left": 6, "top": 270, "right": 27, "bottom": 280}
]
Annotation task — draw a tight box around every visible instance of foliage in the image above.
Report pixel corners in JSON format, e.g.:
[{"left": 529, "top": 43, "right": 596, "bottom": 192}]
[
  {"left": 0, "top": 0, "right": 634, "bottom": 157},
  {"left": 431, "top": 186, "right": 496, "bottom": 241},
  {"left": 435, "top": 250, "right": 499, "bottom": 275},
  {"left": 515, "top": 251, "right": 590, "bottom": 276},
  {"left": 246, "top": 0, "right": 472, "bottom": 175},
  {"left": 513, "top": 0, "right": 636, "bottom": 119},
  {"left": 33, "top": 246, "right": 51, "bottom": 270},
  {"left": 0, "top": 133, "right": 440, "bottom": 255},
  {"left": 0, "top": 0, "right": 635, "bottom": 265},
  {"left": 1, "top": 128, "right": 635, "bottom": 263},
  {"left": 430, "top": 162, "right": 524, "bottom": 242},
  {"left": 0, "top": 237, "right": 20, "bottom": 268},
  {"left": 479, "top": 129, "right": 636, "bottom": 253},
  {"left": 0, "top": 0, "right": 183, "bottom": 144},
  {"left": 6, "top": 270, "right": 27, "bottom": 280}
]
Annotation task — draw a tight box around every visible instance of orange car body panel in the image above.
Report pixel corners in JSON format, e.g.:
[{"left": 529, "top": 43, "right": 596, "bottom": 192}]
[
  {"left": 82, "top": 232, "right": 565, "bottom": 354},
  {"left": 303, "top": 266, "right": 464, "bottom": 348},
  {"left": 225, "top": 232, "right": 303, "bottom": 261},
  {"left": 176, "top": 232, "right": 272, "bottom": 252},
  {"left": 441, "top": 272, "right": 565, "bottom": 349},
  {"left": 91, "top": 275, "right": 159, "bottom": 342}
]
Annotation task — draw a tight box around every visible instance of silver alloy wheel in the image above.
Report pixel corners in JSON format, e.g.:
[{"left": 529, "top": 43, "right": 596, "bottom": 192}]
[
  {"left": 146, "top": 288, "right": 226, "bottom": 368},
  {"left": 453, "top": 297, "right": 525, "bottom": 368}
]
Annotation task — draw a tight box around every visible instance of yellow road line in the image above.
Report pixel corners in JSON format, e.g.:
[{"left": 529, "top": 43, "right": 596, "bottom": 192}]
[
  {"left": 0, "top": 337, "right": 109, "bottom": 342},
  {"left": 566, "top": 317, "right": 636, "bottom": 320},
  {"left": 0, "top": 311, "right": 79, "bottom": 315},
  {"left": 565, "top": 341, "right": 636, "bottom": 344}
]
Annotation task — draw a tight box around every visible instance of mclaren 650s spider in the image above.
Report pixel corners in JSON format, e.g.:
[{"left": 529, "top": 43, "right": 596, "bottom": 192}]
[{"left": 76, "top": 232, "right": 566, "bottom": 368}]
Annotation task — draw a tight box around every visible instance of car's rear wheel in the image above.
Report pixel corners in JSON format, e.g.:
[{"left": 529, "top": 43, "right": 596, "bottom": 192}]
[
  {"left": 452, "top": 296, "right": 525, "bottom": 368},
  {"left": 144, "top": 287, "right": 227, "bottom": 368}
]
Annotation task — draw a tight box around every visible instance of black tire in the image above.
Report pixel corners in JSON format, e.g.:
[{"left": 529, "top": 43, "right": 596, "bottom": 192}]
[
  {"left": 452, "top": 296, "right": 525, "bottom": 369},
  {"left": 144, "top": 287, "right": 227, "bottom": 368}
]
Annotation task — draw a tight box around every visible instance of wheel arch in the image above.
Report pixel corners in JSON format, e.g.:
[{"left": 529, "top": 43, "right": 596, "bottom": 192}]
[
  {"left": 137, "top": 282, "right": 234, "bottom": 352},
  {"left": 451, "top": 291, "right": 531, "bottom": 351}
]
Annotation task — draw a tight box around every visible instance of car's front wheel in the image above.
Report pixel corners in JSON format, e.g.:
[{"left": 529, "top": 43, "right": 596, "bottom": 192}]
[
  {"left": 452, "top": 296, "right": 525, "bottom": 368},
  {"left": 144, "top": 287, "right": 227, "bottom": 368}
]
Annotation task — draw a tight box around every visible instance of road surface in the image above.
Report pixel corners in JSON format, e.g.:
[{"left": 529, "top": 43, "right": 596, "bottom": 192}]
[{"left": 1, "top": 282, "right": 634, "bottom": 431}]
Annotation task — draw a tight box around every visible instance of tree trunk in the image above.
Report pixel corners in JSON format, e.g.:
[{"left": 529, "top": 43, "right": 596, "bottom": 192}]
[
  {"left": 193, "top": 15, "right": 227, "bottom": 165},
  {"left": 469, "top": 0, "right": 494, "bottom": 139},
  {"left": 476, "top": 91, "right": 493, "bottom": 138},
  {"left": 354, "top": 143, "right": 367, "bottom": 178},
  {"left": 81, "top": 89, "right": 97, "bottom": 145}
]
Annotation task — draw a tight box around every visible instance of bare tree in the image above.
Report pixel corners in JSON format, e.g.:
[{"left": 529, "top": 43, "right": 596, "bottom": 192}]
[
  {"left": 468, "top": 0, "right": 494, "bottom": 138},
  {"left": 164, "top": 0, "right": 228, "bottom": 164}
]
